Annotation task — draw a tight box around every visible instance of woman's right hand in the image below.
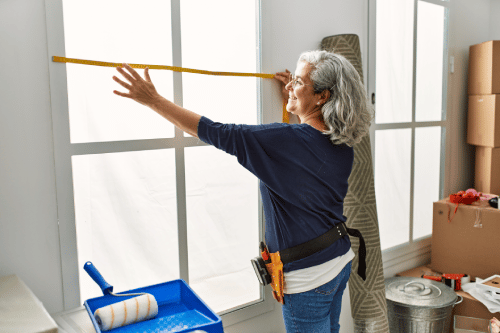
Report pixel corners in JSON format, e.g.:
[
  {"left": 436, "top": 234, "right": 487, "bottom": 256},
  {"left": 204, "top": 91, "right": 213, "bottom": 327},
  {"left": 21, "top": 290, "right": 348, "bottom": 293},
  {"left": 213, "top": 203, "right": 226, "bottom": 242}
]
[
  {"left": 274, "top": 69, "right": 291, "bottom": 102},
  {"left": 113, "top": 64, "right": 161, "bottom": 108}
]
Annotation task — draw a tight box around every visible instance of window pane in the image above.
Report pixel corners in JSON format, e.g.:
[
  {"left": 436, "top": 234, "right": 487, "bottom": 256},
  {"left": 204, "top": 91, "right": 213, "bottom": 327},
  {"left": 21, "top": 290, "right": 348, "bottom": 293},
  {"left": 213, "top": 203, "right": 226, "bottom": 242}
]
[
  {"left": 375, "top": 129, "right": 411, "bottom": 250},
  {"left": 180, "top": 0, "right": 258, "bottom": 127},
  {"left": 415, "top": 2, "right": 446, "bottom": 122},
  {"left": 413, "top": 127, "right": 442, "bottom": 239},
  {"left": 185, "top": 146, "right": 260, "bottom": 313},
  {"left": 62, "top": 0, "right": 175, "bottom": 143},
  {"left": 376, "top": 0, "right": 414, "bottom": 124},
  {"left": 72, "top": 150, "right": 179, "bottom": 303}
]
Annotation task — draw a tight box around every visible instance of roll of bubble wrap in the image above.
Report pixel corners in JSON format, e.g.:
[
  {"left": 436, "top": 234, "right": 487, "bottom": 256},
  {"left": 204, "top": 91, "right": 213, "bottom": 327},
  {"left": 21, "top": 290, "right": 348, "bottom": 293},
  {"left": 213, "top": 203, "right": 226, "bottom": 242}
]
[{"left": 93, "top": 293, "right": 158, "bottom": 331}]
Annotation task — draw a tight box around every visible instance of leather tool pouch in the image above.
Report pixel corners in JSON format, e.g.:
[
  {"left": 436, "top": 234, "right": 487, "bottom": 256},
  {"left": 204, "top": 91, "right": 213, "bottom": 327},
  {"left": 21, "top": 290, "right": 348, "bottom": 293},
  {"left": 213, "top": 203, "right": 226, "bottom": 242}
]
[
  {"left": 266, "top": 252, "right": 284, "bottom": 304},
  {"left": 251, "top": 243, "right": 285, "bottom": 304}
]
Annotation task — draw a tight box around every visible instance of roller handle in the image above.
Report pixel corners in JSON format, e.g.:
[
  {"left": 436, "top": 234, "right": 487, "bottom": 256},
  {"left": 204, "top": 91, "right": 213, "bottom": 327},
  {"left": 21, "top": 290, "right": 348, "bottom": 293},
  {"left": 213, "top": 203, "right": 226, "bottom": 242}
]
[{"left": 84, "top": 261, "right": 114, "bottom": 295}]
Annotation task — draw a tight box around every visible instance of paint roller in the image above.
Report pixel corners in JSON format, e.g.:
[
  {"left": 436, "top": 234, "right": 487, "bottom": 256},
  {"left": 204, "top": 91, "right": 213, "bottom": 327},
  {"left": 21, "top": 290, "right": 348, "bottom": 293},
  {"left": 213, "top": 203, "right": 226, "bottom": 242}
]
[{"left": 84, "top": 262, "right": 158, "bottom": 331}]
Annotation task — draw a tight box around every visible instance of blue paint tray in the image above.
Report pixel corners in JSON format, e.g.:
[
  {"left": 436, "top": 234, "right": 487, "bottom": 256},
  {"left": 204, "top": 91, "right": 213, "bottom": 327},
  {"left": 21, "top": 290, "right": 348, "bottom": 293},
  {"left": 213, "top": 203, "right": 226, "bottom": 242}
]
[{"left": 83, "top": 262, "right": 223, "bottom": 333}]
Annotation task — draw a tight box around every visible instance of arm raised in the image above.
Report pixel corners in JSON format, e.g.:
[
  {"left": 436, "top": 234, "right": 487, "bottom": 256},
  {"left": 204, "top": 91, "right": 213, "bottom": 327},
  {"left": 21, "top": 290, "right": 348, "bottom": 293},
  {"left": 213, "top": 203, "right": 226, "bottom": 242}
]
[{"left": 113, "top": 63, "right": 201, "bottom": 137}]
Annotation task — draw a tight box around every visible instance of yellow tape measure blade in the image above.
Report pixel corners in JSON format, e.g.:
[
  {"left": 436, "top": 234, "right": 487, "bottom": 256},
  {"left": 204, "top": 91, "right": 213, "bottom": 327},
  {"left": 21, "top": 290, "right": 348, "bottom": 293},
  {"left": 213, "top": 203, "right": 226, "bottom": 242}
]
[{"left": 52, "top": 56, "right": 275, "bottom": 79}]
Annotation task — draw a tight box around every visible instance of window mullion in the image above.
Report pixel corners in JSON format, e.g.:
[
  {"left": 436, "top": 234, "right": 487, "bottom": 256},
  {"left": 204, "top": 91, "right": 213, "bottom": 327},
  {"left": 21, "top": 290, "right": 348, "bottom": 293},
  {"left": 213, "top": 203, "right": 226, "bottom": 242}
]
[
  {"left": 440, "top": 8, "right": 450, "bottom": 199},
  {"left": 175, "top": 144, "right": 189, "bottom": 283},
  {"left": 69, "top": 137, "right": 205, "bottom": 156},
  {"left": 170, "top": 0, "right": 189, "bottom": 283},
  {"left": 419, "top": 0, "right": 450, "bottom": 8},
  {"left": 409, "top": 0, "right": 419, "bottom": 244},
  {"left": 372, "top": 120, "right": 446, "bottom": 130}
]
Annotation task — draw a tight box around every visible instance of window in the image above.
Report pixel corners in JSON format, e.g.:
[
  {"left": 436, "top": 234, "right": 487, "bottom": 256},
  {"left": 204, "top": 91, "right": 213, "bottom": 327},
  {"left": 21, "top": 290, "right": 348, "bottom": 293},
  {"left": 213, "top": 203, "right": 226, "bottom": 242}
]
[
  {"left": 370, "top": 0, "right": 449, "bottom": 252},
  {"left": 47, "top": 0, "right": 267, "bottom": 316}
]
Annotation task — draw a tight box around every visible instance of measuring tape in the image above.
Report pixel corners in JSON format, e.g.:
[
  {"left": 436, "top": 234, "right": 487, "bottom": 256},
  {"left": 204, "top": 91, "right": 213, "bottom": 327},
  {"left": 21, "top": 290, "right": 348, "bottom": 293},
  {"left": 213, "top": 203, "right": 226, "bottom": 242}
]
[{"left": 52, "top": 56, "right": 289, "bottom": 123}]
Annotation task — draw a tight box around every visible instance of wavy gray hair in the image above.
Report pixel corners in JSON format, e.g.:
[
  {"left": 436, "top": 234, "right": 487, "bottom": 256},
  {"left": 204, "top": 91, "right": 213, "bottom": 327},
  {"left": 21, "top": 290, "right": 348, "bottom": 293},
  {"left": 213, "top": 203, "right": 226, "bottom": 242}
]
[{"left": 298, "top": 50, "right": 374, "bottom": 147}]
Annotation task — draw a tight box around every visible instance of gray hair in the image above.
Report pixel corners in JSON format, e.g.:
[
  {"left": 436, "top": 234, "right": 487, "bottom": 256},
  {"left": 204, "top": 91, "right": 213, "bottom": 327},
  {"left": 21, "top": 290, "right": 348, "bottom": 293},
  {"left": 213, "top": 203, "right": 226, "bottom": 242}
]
[{"left": 298, "top": 50, "right": 374, "bottom": 147}]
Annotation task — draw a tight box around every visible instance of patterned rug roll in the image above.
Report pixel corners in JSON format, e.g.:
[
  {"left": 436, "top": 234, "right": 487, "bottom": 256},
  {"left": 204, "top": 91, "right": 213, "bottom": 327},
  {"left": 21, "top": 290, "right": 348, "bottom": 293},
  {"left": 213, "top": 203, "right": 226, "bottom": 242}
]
[{"left": 321, "top": 34, "right": 390, "bottom": 333}]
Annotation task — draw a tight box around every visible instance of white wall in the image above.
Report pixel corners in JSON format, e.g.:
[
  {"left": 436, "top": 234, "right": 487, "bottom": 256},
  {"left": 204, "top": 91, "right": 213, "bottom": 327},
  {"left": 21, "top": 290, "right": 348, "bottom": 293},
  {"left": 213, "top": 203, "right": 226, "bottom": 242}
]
[
  {"left": 0, "top": 0, "right": 365, "bottom": 332},
  {"left": 445, "top": 0, "right": 491, "bottom": 195},
  {"left": 489, "top": 0, "right": 500, "bottom": 40},
  {"left": 0, "top": 0, "right": 63, "bottom": 314},
  {"left": 261, "top": 1, "right": 368, "bottom": 125}
]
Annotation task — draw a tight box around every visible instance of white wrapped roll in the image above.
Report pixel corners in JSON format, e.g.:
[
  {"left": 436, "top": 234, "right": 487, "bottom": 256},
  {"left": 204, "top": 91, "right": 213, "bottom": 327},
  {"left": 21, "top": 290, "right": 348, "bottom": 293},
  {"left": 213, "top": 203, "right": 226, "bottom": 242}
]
[{"left": 94, "top": 293, "right": 158, "bottom": 331}]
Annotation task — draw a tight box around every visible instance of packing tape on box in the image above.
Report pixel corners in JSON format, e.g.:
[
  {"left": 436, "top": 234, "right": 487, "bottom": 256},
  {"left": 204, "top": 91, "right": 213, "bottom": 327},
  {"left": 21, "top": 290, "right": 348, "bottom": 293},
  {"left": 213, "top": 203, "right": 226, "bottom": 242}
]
[
  {"left": 423, "top": 273, "right": 470, "bottom": 291},
  {"left": 442, "top": 274, "right": 465, "bottom": 291}
]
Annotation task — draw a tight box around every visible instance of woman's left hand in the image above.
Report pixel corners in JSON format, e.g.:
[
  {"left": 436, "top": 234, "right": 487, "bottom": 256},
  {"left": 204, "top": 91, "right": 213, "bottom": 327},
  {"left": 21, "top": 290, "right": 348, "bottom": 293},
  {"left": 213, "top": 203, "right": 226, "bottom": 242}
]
[
  {"left": 274, "top": 69, "right": 291, "bottom": 101},
  {"left": 113, "top": 63, "right": 161, "bottom": 108}
]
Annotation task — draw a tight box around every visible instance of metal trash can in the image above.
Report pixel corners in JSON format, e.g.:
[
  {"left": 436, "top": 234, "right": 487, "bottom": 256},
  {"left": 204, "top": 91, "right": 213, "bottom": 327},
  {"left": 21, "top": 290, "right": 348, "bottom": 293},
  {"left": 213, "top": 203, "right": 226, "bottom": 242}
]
[{"left": 385, "top": 277, "right": 463, "bottom": 333}]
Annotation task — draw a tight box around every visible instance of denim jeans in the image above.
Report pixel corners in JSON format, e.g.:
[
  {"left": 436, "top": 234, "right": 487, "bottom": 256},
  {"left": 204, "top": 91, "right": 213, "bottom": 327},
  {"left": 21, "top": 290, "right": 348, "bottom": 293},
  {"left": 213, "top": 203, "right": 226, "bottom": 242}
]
[{"left": 281, "top": 261, "right": 352, "bottom": 333}]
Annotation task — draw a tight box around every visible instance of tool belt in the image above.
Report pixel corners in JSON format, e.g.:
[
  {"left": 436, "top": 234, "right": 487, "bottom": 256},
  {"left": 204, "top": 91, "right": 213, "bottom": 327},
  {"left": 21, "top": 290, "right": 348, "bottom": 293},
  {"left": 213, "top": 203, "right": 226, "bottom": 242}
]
[{"left": 251, "top": 222, "right": 366, "bottom": 304}]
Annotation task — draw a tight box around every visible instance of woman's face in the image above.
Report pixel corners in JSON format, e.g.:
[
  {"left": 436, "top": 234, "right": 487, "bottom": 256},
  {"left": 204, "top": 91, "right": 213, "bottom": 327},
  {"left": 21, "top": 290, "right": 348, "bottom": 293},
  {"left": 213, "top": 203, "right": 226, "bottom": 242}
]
[{"left": 285, "top": 61, "right": 322, "bottom": 116}]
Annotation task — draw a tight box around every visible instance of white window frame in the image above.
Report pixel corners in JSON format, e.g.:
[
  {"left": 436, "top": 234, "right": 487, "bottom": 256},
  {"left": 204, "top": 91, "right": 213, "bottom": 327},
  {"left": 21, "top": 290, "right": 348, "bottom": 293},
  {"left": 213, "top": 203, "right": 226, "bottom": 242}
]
[
  {"left": 367, "top": 0, "right": 451, "bottom": 276},
  {"left": 44, "top": 0, "right": 274, "bottom": 325}
]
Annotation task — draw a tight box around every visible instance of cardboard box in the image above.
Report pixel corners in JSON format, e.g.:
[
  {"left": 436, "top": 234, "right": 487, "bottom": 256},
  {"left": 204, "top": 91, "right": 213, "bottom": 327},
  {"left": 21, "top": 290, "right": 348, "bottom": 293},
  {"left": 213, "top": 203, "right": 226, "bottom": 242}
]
[
  {"left": 468, "top": 41, "right": 500, "bottom": 95},
  {"left": 454, "top": 316, "right": 490, "bottom": 333},
  {"left": 397, "top": 265, "right": 500, "bottom": 333},
  {"left": 467, "top": 95, "right": 500, "bottom": 147},
  {"left": 431, "top": 198, "right": 500, "bottom": 279},
  {"left": 475, "top": 147, "right": 500, "bottom": 195}
]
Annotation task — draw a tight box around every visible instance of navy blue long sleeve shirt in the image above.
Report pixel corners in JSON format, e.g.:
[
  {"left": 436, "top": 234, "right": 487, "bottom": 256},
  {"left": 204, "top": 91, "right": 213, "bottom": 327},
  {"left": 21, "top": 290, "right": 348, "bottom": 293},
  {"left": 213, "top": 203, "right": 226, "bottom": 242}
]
[{"left": 197, "top": 116, "right": 353, "bottom": 272}]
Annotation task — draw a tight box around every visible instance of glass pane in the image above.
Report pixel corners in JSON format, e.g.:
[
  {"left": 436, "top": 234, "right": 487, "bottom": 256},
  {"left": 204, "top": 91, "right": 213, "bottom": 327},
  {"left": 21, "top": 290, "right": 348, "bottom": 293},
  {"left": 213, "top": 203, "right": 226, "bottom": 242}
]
[
  {"left": 375, "top": 129, "right": 411, "bottom": 250},
  {"left": 185, "top": 146, "right": 260, "bottom": 313},
  {"left": 62, "top": 0, "right": 175, "bottom": 143},
  {"left": 415, "top": 2, "right": 446, "bottom": 122},
  {"left": 376, "top": 0, "right": 414, "bottom": 124},
  {"left": 73, "top": 149, "right": 179, "bottom": 303},
  {"left": 413, "top": 127, "right": 442, "bottom": 239},
  {"left": 180, "top": 0, "right": 258, "bottom": 129}
]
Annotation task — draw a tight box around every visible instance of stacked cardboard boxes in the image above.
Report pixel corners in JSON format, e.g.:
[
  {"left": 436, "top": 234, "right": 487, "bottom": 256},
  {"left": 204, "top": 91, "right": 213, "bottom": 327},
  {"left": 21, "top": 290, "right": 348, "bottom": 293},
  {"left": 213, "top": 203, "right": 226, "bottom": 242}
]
[{"left": 467, "top": 40, "right": 500, "bottom": 195}]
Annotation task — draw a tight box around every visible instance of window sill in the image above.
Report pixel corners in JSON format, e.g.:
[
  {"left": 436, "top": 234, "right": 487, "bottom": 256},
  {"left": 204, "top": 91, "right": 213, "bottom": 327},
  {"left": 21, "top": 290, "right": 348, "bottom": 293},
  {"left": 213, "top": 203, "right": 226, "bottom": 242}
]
[{"left": 382, "top": 236, "right": 432, "bottom": 278}]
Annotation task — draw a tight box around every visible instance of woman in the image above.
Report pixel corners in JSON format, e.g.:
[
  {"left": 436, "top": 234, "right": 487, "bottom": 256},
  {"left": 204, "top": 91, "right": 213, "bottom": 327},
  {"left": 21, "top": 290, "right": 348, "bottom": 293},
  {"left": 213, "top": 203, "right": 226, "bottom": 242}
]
[{"left": 113, "top": 50, "right": 373, "bottom": 333}]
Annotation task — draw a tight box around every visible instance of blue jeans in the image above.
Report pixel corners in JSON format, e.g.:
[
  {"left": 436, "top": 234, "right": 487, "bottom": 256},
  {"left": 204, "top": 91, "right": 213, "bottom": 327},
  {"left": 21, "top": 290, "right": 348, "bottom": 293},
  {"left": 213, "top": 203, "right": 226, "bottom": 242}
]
[{"left": 281, "top": 261, "right": 352, "bottom": 333}]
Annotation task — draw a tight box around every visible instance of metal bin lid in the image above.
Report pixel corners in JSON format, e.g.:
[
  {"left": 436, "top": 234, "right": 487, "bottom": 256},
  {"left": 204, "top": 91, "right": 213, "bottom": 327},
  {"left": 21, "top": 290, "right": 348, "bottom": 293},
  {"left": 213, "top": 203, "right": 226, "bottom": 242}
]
[{"left": 385, "top": 277, "right": 457, "bottom": 308}]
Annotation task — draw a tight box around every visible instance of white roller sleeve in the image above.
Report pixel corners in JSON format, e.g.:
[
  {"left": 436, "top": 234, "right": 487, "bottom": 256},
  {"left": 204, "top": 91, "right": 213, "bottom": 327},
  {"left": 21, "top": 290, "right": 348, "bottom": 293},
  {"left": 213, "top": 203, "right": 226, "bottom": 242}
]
[{"left": 94, "top": 293, "right": 158, "bottom": 331}]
